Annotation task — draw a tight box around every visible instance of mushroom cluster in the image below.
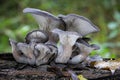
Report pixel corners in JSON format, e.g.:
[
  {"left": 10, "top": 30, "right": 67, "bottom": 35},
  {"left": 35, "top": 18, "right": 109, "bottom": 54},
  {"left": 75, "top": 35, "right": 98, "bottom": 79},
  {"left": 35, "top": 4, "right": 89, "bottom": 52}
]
[{"left": 10, "top": 8, "right": 100, "bottom": 66}]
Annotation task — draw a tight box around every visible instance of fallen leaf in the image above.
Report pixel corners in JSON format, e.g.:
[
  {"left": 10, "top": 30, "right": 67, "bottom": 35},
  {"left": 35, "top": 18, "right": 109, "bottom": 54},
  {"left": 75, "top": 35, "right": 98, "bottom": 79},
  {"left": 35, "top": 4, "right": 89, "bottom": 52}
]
[{"left": 93, "top": 59, "right": 120, "bottom": 74}]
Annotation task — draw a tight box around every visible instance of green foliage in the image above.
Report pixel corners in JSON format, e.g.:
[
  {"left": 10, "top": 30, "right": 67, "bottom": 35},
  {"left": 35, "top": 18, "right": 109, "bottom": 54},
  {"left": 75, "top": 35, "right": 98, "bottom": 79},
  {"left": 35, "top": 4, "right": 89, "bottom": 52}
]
[{"left": 0, "top": 0, "right": 120, "bottom": 58}]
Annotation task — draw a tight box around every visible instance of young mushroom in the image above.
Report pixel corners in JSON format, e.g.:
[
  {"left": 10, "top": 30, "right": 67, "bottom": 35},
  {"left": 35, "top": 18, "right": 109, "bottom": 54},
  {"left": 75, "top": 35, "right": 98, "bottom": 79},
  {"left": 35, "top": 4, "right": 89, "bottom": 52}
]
[
  {"left": 25, "top": 30, "right": 48, "bottom": 44},
  {"left": 52, "top": 28, "right": 81, "bottom": 63},
  {"left": 68, "top": 42, "right": 100, "bottom": 64},
  {"left": 9, "top": 39, "right": 36, "bottom": 65}
]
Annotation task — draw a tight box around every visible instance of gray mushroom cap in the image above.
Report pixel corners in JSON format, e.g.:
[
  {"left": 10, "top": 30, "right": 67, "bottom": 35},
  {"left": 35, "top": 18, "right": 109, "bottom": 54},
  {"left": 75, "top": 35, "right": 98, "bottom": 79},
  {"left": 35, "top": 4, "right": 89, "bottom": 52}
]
[
  {"left": 25, "top": 30, "right": 49, "bottom": 43},
  {"left": 23, "top": 8, "right": 99, "bottom": 36},
  {"left": 58, "top": 14, "right": 100, "bottom": 36},
  {"left": 23, "top": 8, "right": 65, "bottom": 31}
]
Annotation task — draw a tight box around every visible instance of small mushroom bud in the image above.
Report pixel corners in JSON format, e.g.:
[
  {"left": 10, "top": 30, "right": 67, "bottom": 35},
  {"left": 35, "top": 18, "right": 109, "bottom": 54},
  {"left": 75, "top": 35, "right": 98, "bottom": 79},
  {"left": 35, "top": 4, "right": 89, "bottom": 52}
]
[
  {"left": 52, "top": 28, "right": 81, "bottom": 63},
  {"left": 25, "top": 30, "right": 48, "bottom": 44}
]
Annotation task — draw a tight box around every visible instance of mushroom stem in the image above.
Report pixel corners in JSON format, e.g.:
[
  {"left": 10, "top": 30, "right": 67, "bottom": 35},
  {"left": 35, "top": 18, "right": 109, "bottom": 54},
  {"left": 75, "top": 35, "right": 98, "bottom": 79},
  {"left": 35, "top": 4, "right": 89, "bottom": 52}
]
[
  {"left": 56, "top": 43, "right": 73, "bottom": 63},
  {"left": 52, "top": 28, "right": 81, "bottom": 63}
]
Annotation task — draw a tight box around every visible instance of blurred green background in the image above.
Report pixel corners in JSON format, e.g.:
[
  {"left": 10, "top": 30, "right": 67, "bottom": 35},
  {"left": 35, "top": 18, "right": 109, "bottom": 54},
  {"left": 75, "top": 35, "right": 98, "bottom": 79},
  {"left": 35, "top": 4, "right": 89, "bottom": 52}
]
[{"left": 0, "top": 0, "right": 120, "bottom": 58}]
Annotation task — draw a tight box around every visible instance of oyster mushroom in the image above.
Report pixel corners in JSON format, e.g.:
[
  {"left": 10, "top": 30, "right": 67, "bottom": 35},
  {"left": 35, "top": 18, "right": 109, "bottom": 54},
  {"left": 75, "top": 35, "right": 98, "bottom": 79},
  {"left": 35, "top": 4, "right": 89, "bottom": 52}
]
[
  {"left": 34, "top": 43, "right": 57, "bottom": 66},
  {"left": 9, "top": 39, "right": 36, "bottom": 65},
  {"left": 25, "top": 30, "right": 48, "bottom": 44},
  {"left": 23, "top": 8, "right": 99, "bottom": 36},
  {"left": 58, "top": 14, "right": 100, "bottom": 36},
  {"left": 52, "top": 28, "right": 81, "bottom": 63},
  {"left": 23, "top": 8, "right": 65, "bottom": 31},
  {"left": 68, "top": 42, "right": 100, "bottom": 64}
]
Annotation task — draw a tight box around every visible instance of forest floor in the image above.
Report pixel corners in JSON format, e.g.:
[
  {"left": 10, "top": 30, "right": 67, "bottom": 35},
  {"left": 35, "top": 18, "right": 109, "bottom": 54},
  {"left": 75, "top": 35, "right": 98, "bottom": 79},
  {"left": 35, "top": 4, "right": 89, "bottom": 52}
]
[{"left": 0, "top": 53, "right": 120, "bottom": 80}]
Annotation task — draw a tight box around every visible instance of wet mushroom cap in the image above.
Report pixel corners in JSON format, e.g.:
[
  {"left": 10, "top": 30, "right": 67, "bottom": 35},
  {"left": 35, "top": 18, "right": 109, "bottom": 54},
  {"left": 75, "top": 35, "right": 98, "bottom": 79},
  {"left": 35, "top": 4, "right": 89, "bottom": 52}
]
[{"left": 25, "top": 30, "right": 49, "bottom": 43}]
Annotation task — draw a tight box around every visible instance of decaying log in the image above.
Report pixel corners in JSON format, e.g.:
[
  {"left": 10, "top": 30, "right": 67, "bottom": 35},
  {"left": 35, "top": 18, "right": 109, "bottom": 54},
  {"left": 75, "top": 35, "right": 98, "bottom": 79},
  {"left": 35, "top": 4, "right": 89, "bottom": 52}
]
[{"left": 1, "top": 53, "right": 120, "bottom": 80}]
